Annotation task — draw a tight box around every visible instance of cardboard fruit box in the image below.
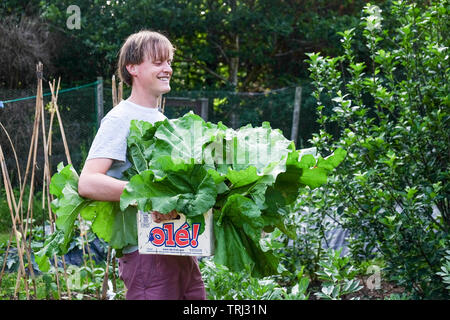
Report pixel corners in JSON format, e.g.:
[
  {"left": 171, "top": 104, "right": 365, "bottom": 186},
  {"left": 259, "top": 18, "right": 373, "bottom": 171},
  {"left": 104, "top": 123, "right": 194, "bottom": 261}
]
[{"left": 137, "top": 209, "right": 214, "bottom": 256}]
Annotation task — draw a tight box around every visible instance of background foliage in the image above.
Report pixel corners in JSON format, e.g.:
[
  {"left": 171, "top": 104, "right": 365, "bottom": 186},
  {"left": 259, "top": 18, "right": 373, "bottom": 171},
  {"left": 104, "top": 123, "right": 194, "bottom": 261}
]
[
  {"left": 0, "top": 0, "right": 449, "bottom": 300},
  {"left": 306, "top": 0, "right": 449, "bottom": 299}
]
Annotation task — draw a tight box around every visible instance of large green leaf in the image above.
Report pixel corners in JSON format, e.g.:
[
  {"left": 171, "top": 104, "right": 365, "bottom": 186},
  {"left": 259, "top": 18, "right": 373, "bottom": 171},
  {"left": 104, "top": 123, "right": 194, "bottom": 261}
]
[
  {"left": 127, "top": 119, "right": 164, "bottom": 173},
  {"left": 218, "top": 194, "right": 264, "bottom": 243},
  {"left": 152, "top": 112, "right": 222, "bottom": 164},
  {"left": 45, "top": 112, "right": 347, "bottom": 278},
  {"left": 49, "top": 162, "right": 79, "bottom": 200},
  {"left": 214, "top": 211, "right": 279, "bottom": 278},
  {"left": 35, "top": 230, "right": 65, "bottom": 272},
  {"left": 54, "top": 185, "right": 90, "bottom": 250},
  {"left": 41, "top": 163, "right": 141, "bottom": 266},
  {"left": 121, "top": 158, "right": 217, "bottom": 218},
  {"left": 49, "top": 164, "right": 88, "bottom": 251},
  {"left": 299, "top": 148, "right": 347, "bottom": 189},
  {"left": 80, "top": 201, "right": 138, "bottom": 249}
]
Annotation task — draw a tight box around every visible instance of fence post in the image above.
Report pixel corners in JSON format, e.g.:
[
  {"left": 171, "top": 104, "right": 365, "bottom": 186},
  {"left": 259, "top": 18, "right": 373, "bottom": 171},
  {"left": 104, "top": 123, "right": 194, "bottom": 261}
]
[
  {"left": 96, "top": 76, "right": 104, "bottom": 129},
  {"left": 200, "top": 98, "right": 208, "bottom": 121},
  {"left": 290, "top": 86, "right": 302, "bottom": 147}
]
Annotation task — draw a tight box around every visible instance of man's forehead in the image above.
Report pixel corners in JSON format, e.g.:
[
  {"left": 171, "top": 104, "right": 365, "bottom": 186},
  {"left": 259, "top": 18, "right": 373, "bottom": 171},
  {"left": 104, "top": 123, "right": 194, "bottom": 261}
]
[{"left": 144, "top": 50, "right": 173, "bottom": 62}]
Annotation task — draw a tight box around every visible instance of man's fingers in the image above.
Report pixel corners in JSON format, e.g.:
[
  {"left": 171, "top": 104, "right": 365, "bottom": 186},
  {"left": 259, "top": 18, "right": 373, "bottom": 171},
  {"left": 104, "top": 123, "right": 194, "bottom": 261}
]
[
  {"left": 169, "top": 210, "right": 180, "bottom": 219},
  {"left": 151, "top": 211, "right": 163, "bottom": 222},
  {"left": 151, "top": 210, "right": 180, "bottom": 222}
]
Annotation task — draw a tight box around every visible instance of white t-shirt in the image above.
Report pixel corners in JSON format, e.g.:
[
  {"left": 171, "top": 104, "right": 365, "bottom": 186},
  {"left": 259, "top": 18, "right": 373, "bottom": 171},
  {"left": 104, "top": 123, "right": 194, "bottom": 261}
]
[
  {"left": 87, "top": 99, "right": 166, "bottom": 179},
  {"left": 86, "top": 99, "right": 166, "bottom": 253}
]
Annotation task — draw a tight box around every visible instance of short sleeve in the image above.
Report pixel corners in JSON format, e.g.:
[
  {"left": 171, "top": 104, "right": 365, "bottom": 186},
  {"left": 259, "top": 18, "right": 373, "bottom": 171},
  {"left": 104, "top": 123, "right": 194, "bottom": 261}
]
[{"left": 86, "top": 115, "right": 129, "bottom": 162}]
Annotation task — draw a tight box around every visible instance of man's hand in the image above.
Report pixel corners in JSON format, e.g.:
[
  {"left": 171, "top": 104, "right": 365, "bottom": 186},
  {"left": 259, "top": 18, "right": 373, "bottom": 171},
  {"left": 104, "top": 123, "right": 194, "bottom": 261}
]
[{"left": 151, "top": 209, "right": 180, "bottom": 223}]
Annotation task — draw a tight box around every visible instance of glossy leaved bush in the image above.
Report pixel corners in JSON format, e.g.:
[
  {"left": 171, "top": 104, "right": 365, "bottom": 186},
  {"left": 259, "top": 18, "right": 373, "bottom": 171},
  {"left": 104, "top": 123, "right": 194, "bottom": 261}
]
[
  {"left": 305, "top": 2, "right": 449, "bottom": 298},
  {"left": 37, "top": 112, "right": 346, "bottom": 277}
]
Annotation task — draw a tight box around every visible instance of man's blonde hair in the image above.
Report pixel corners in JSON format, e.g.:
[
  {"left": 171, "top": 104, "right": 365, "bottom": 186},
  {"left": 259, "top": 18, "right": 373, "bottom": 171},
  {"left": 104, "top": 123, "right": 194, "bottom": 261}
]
[{"left": 117, "top": 30, "right": 175, "bottom": 86}]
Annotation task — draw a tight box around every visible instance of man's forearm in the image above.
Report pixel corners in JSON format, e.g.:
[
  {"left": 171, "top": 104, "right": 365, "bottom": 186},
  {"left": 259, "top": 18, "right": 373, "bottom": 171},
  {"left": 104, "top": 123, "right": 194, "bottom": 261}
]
[{"left": 78, "top": 172, "right": 128, "bottom": 202}]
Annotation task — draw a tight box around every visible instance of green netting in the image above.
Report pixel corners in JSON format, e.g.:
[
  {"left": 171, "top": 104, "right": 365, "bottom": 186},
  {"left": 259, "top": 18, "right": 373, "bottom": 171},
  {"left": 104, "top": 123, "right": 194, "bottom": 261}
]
[
  {"left": 163, "top": 85, "right": 319, "bottom": 149},
  {"left": 0, "top": 84, "right": 98, "bottom": 185},
  {"left": 0, "top": 81, "right": 320, "bottom": 189},
  {"left": 104, "top": 85, "right": 319, "bottom": 149}
]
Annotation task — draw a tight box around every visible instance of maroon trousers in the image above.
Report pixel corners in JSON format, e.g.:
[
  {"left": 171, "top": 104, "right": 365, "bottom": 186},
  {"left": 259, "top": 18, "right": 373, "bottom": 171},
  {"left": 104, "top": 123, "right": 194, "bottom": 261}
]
[{"left": 118, "top": 250, "right": 206, "bottom": 300}]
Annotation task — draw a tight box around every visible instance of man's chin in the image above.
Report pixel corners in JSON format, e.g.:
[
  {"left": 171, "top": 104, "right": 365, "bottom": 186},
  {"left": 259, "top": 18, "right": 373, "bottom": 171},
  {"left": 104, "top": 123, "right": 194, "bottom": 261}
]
[{"left": 161, "top": 85, "right": 171, "bottom": 94}]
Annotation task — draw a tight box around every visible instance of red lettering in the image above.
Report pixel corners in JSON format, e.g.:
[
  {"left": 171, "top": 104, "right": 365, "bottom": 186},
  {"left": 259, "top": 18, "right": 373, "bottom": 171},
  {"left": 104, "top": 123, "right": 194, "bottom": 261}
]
[
  {"left": 175, "top": 228, "right": 190, "bottom": 247},
  {"left": 150, "top": 228, "right": 165, "bottom": 246},
  {"left": 150, "top": 222, "right": 203, "bottom": 248},
  {"left": 190, "top": 224, "right": 200, "bottom": 247},
  {"left": 163, "top": 223, "right": 175, "bottom": 246}
]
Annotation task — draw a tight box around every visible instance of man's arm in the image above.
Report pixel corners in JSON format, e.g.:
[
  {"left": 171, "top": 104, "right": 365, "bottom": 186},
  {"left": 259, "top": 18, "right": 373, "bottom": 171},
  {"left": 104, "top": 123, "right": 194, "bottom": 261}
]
[
  {"left": 78, "top": 158, "right": 128, "bottom": 202},
  {"left": 78, "top": 158, "right": 179, "bottom": 222}
]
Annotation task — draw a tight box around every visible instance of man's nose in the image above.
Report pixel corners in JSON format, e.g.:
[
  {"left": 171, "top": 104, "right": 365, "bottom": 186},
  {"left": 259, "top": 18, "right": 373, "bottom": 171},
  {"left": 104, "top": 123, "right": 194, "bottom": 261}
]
[{"left": 163, "top": 62, "right": 172, "bottom": 74}]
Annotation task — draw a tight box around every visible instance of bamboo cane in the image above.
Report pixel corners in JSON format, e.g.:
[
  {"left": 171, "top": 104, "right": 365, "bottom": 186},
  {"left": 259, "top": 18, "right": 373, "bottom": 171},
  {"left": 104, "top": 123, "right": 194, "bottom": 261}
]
[
  {"left": 0, "top": 123, "right": 38, "bottom": 297},
  {"left": 3, "top": 62, "right": 43, "bottom": 299},
  {"left": 49, "top": 77, "right": 100, "bottom": 299},
  {"left": 35, "top": 63, "right": 63, "bottom": 298},
  {"left": 0, "top": 231, "right": 13, "bottom": 289},
  {"left": 0, "top": 144, "right": 29, "bottom": 299},
  {"left": 112, "top": 75, "right": 117, "bottom": 107},
  {"left": 23, "top": 77, "right": 41, "bottom": 229},
  {"left": 118, "top": 80, "right": 123, "bottom": 102},
  {"left": 17, "top": 86, "right": 40, "bottom": 240},
  {"left": 16, "top": 62, "right": 50, "bottom": 298},
  {"left": 101, "top": 246, "right": 112, "bottom": 299},
  {"left": 49, "top": 79, "right": 90, "bottom": 296},
  {"left": 0, "top": 123, "right": 22, "bottom": 192},
  {"left": 54, "top": 97, "right": 72, "bottom": 165},
  {"left": 47, "top": 78, "right": 73, "bottom": 300},
  {"left": 42, "top": 79, "right": 56, "bottom": 211},
  {"left": 111, "top": 249, "right": 117, "bottom": 292},
  {"left": 12, "top": 62, "right": 44, "bottom": 298}
]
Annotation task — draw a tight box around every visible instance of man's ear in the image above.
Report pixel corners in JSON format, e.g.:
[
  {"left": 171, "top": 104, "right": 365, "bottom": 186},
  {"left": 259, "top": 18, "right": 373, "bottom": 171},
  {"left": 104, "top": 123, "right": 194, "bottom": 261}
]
[{"left": 126, "top": 64, "right": 138, "bottom": 77}]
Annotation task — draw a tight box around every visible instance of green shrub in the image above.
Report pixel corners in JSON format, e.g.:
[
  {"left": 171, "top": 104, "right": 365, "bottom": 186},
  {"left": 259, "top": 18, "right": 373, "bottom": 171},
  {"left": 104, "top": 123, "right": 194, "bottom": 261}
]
[
  {"left": 275, "top": 185, "right": 343, "bottom": 283},
  {"left": 200, "top": 258, "right": 287, "bottom": 300},
  {"left": 436, "top": 250, "right": 450, "bottom": 292},
  {"left": 305, "top": 0, "right": 449, "bottom": 299},
  {"left": 314, "top": 248, "right": 363, "bottom": 300}
]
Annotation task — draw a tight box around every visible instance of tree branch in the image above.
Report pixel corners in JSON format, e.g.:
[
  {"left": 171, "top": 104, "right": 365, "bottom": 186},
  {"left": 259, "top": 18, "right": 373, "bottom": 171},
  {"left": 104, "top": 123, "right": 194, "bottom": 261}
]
[{"left": 177, "top": 52, "right": 230, "bottom": 84}]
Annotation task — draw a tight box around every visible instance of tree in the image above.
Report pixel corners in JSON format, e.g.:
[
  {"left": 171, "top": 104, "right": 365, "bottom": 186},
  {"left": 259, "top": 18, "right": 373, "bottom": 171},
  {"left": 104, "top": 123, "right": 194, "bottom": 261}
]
[
  {"left": 0, "top": 6, "right": 57, "bottom": 88},
  {"left": 38, "top": 0, "right": 375, "bottom": 90},
  {"left": 306, "top": 0, "right": 449, "bottom": 299}
]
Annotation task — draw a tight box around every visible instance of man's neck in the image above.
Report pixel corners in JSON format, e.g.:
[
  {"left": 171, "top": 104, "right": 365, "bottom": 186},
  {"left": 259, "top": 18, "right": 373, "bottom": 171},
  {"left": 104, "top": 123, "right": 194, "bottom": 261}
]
[{"left": 127, "top": 85, "right": 159, "bottom": 109}]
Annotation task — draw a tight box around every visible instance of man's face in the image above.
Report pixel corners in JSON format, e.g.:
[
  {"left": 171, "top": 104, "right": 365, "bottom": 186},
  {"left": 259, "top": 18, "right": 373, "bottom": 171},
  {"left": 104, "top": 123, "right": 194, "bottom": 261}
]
[{"left": 129, "top": 53, "right": 173, "bottom": 95}]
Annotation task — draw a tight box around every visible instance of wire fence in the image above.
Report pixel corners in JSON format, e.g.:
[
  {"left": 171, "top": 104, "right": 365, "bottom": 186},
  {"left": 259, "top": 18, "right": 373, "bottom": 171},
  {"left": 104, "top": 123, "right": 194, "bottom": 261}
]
[{"left": 0, "top": 80, "right": 320, "bottom": 190}]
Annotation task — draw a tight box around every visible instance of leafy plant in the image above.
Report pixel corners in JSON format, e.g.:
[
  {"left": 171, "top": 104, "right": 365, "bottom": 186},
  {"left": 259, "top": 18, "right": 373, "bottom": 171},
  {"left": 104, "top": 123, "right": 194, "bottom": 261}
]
[
  {"left": 283, "top": 266, "right": 310, "bottom": 300},
  {"left": 306, "top": 0, "right": 449, "bottom": 299},
  {"left": 436, "top": 250, "right": 450, "bottom": 292},
  {"left": 276, "top": 181, "right": 343, "bottom": 283},
  {"left": 33, "top": 162, "right": 137, "bottom": 272},
  {"left": 36, "top": 112, "right": 346, "bottom": 278},
  {"left": 200, "top": 257, "right": 307, "bottom": 300},
  {"left": 383, "top": 292, "right": 411, "bottom": 300},
  {"left": 123, "top": 113, "right": 345, "bottom": 277},
  {"left": 314, "top": 248, "right": 363, "bottom": 300}
]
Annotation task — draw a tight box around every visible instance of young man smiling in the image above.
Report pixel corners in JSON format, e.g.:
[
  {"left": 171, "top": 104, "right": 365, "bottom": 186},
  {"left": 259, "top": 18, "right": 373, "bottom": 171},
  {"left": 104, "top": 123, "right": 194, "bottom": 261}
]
[{"left": 78, "top": 30, "right": 207, "bottom": 300}]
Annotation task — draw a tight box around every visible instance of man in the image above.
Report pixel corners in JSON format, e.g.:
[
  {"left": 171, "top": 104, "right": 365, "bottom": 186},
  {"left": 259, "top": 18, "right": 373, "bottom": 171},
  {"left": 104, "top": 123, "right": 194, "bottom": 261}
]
[{"left": 78, "top": 30, "right": 206, "bottom": 300}]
